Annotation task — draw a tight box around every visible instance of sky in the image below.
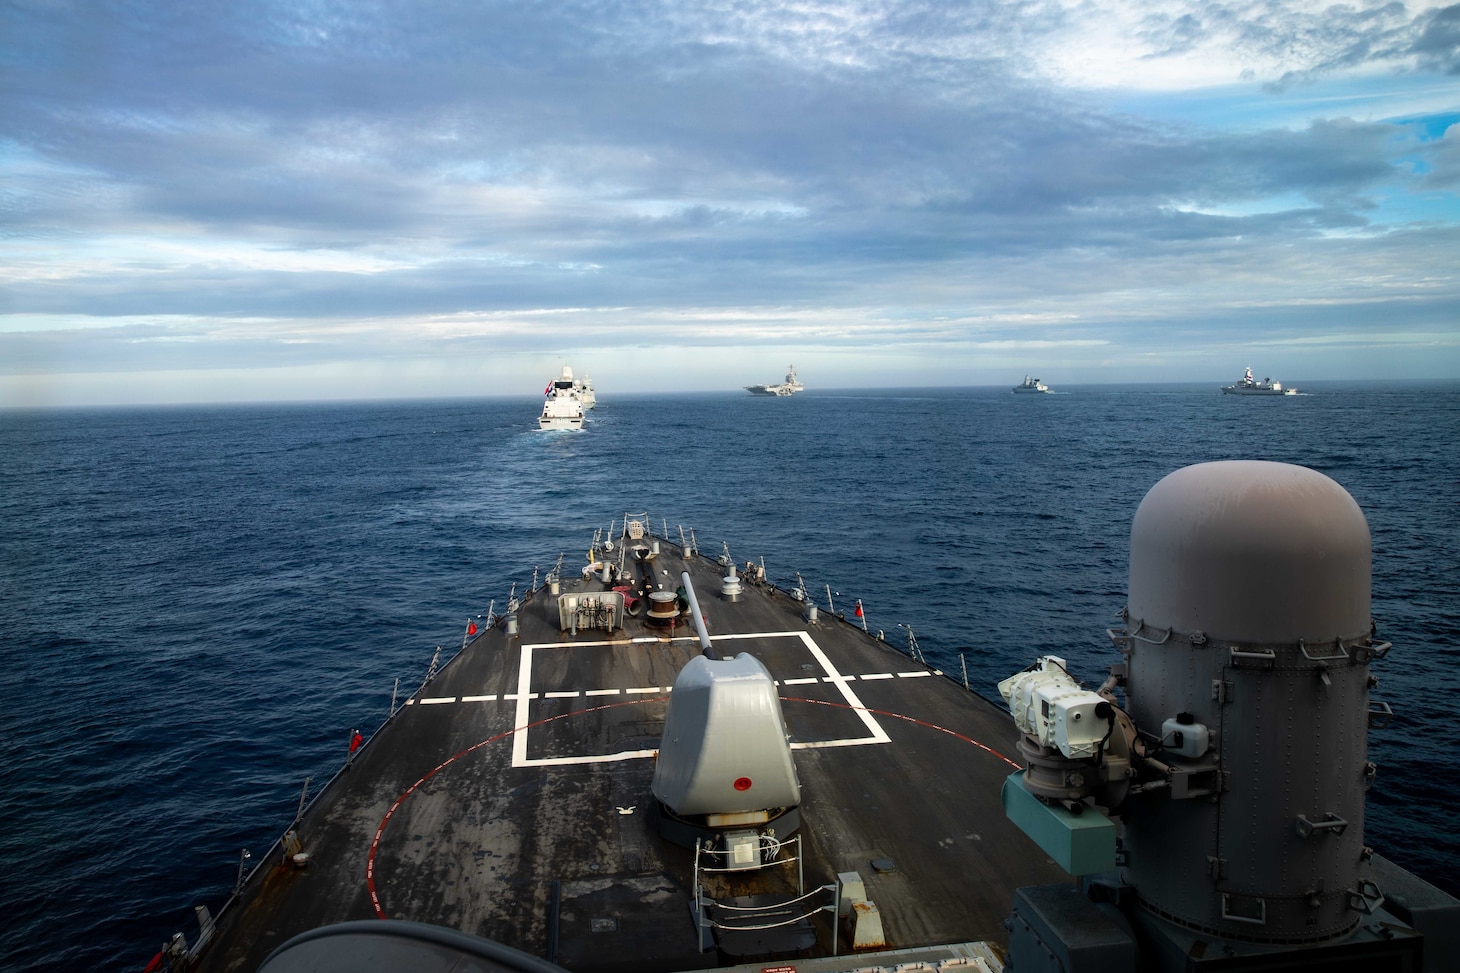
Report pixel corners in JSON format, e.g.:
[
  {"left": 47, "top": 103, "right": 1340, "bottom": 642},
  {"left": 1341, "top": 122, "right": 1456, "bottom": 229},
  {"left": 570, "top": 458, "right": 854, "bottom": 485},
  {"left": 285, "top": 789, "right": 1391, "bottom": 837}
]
[{"left": 3, "top": 0, "right": 1459, "bottom": 406}]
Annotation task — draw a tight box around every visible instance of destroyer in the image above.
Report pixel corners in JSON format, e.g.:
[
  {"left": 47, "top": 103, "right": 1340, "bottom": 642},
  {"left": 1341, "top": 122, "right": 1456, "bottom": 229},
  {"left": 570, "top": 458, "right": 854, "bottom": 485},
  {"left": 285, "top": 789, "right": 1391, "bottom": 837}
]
[
  {"left": 1012, "top": 376, "right": 1050, "bottom": 394},
  {"left": 1221, "top": 366, "right": 1297, "bottom": 395},
  {"left": 745, "top": 365, "right": 804, "bottom": 397},
  {"left": 154, "top": 466, "right": 1457, "bottom": 973}
]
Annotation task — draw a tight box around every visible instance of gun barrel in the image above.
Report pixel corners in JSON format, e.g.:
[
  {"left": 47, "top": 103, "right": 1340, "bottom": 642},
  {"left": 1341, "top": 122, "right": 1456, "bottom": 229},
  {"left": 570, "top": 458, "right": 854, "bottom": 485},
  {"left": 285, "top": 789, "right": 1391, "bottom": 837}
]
[{"left": 680, "top": 571, "right": 715, "bottom": 658}]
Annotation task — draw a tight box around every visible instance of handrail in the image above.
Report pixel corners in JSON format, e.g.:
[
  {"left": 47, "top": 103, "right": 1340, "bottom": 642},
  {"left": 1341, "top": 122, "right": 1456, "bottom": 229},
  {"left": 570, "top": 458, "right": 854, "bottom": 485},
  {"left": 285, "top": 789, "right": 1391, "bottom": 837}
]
[
  {"left": 703, "top": 880, "right": 825, "bottom": 910},
  {"left": 1299, "top": 639, "right": 1350, "bottom": 662},
  {"left": 1130, "top": 620, "right": 1172, "bottom": 644},
  {"left": 697, "top": 855, "right": 801, "bottom": 876},
  {"left": 706, "top": 897, "right": 834, "bottom": 932}
]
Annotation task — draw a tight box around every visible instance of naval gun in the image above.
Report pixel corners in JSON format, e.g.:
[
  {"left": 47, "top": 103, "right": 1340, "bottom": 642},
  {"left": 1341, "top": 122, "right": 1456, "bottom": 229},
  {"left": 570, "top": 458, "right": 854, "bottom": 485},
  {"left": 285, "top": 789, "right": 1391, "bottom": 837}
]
[
  {"left": 650, "top": 573, "right": 819, "bottom": 958},
  {"left": 650, "top": 572, "right": 801, "bottom": 860},
  {"left": 1000, "top": 461, "right": 1459, "bottom": 973}
]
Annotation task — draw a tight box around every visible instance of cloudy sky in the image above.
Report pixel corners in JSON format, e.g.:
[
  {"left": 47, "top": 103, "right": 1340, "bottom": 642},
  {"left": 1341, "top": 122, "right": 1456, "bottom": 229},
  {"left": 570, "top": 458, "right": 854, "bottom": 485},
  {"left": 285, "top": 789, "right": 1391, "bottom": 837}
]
[{"left": 3, "top": 0, "right": 1458, "bottom": 405}]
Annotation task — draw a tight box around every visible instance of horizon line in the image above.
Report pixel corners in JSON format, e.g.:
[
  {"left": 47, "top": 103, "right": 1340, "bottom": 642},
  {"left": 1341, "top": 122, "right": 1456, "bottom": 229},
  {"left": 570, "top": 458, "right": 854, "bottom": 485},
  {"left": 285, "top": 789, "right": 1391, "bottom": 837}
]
[{"left": 5, "top": 376, "right": 1458, "bottom": 413}]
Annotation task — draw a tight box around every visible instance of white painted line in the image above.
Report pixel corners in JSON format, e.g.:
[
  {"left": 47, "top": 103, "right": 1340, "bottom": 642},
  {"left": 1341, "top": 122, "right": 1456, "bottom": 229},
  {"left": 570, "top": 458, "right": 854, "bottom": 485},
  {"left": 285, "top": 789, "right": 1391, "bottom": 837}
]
[
  {"left": 631, "top": 637, "right": 661, "bottom": 644},
  {"left": 511, "top": 646, "right": 534, "bottom": 767},
  {"left": 522, "top": 737, "right": 889, "bottom": 764},
  {"left": 897, "top": 671, "right": 931, "bottom": 678},
  {"left": 507, "top": 628, "right": 895, "bottom": 769},
  {"left": 709, "top": 630, "right": 808, "bottom": 641},
  {"left": 461, "top": 695, "right": 497, "bottom": 702},
  {"left": 859, "top": 673, "right": 894, "bottom": 681},
  {"left": 799, "top": 630, "right": 892, "bottom": 746},
  {"left": 515, "top": 748, "right": 659, "bottom": 767},
  {"left": 524, "top": 630, "right": 806, "bottom": 651},
  {"left": 420, "top": 697, "right": 457, "bottom": 705},
  {"left": 404, "top": 699, "right": 415, "bottom": 706},
  {"left": 791, "top": 738, "right": 890, "bottom": 750}
]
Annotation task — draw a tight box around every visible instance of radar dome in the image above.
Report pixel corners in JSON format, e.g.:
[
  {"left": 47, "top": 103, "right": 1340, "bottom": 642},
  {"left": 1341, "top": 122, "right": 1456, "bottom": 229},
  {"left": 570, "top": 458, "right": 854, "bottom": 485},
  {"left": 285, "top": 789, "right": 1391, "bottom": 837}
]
[{"left": 1128, "top": 460, "right": 1370, "bottom": 645}]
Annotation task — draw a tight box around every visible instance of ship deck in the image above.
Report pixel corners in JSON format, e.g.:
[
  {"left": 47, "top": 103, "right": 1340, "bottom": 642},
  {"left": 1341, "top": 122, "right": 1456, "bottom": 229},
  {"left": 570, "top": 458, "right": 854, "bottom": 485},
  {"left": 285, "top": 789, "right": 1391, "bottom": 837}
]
[{"left": 195, "top": 534, "right": 1070, "bottom": 973}]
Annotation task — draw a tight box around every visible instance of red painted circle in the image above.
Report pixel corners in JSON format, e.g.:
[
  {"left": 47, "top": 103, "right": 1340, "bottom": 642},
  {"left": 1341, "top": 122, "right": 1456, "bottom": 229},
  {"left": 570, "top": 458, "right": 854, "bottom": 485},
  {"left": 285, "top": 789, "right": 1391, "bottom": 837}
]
[{"left": 733, "top": 777, "right": 752, "bottom": 791}]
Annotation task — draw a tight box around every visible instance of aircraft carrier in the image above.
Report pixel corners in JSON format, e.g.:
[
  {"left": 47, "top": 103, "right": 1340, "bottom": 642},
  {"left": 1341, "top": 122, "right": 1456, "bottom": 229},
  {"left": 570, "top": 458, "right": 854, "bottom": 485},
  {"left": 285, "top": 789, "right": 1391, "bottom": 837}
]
[{"left": 156, "top": 463, "right": 1459, "bottom": 973}]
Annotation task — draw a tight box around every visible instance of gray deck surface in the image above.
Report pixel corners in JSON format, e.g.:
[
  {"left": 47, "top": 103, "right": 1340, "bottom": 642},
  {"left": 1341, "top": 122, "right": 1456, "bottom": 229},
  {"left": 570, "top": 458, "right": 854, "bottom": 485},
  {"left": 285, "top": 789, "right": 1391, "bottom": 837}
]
[{"left": 195, "top": 535, "right": 1070, "bottom": 972}]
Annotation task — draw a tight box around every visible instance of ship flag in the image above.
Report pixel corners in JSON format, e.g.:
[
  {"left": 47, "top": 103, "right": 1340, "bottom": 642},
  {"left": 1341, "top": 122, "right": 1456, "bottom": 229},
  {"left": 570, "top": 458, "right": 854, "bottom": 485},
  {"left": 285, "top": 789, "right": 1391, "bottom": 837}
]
[{"left": 467, "top": 619, "right": 477, "bottom": 636}]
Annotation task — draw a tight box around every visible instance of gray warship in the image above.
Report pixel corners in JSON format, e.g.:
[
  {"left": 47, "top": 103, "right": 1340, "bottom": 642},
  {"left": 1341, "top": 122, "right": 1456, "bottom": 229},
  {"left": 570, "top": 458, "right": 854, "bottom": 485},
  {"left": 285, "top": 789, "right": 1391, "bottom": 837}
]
[
  {"left": 745, "top": 366, "right": 804, "bottom": 396},
  {"left": 1221, "top": 367, "right": 1297, "bottom": 396},
  {"left": 154, "top": 462, "right": 1457, "bottom": 973}
]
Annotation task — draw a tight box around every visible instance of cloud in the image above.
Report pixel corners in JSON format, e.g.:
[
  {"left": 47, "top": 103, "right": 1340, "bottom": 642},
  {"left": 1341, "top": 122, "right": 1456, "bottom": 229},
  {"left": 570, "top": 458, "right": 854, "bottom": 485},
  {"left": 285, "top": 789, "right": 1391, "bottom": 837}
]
[
  {"left": 1416, "top": 119, "right": 1460, "bottom": 187},
  {"left": 1027, "top": 1, "right": 1454, "bottom": 91},
  {"left": 1412, "top": 3, "right": 1460, "bottom": 74},
  {"left": 1, "top": 0, "right": 1457, "bottom": 402}
]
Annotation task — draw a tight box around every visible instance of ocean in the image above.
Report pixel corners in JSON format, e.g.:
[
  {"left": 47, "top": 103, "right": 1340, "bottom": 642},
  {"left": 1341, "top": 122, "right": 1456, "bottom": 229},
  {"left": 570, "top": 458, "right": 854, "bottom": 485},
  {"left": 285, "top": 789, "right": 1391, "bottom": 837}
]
[{"left": 1, "top": 383, "right": 1456, "bottom": 971}]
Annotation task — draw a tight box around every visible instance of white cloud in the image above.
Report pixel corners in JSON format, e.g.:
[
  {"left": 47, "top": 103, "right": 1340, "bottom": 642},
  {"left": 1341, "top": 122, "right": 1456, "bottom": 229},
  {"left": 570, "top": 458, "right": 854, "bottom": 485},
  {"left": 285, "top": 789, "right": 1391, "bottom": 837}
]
[{"left": 0, "top": 0, "right": 1456, "bottom": 404}]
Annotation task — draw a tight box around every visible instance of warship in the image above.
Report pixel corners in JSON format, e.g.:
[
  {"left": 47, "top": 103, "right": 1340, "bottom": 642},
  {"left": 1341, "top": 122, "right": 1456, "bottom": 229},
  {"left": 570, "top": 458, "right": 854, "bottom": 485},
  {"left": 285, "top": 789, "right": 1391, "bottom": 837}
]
[
  {"left": 575, "top": 374, "right": 597, "bottom": 410},
  {"left": 151, "top": 462, "right": 1457, "bottom": 973},
  {"left": 1220, "top": 367, "right": 1297, "bottom": 396},
  {"left": 539, "top": 366, "right": 587, "bottom": 430},
  {"left": 745, "top": 366, "right": 804, "bottom": 397}
]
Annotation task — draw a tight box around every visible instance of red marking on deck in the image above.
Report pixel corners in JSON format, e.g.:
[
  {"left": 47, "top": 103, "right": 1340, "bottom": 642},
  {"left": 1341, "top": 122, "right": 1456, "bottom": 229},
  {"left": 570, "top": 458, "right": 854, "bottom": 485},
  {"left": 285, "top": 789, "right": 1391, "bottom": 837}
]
[
  {"left": 367, "top": 697, "right": 666, "bottom": 918},
  {"left": 366, "top": 695, "right": 1019, "bottom": 918}
]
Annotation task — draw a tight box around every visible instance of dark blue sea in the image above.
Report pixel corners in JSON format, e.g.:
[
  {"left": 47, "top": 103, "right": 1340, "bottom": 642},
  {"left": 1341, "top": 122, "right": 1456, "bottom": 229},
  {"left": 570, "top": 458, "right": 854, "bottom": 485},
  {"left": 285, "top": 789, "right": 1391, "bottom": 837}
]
[{"left": 1, "top": 384, "right": 1456, "bottom": 971}]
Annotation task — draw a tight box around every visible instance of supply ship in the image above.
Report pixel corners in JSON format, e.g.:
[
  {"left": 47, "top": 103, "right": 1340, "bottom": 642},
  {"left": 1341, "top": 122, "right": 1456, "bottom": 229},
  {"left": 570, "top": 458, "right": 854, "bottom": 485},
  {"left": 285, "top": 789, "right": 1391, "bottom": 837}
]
[
  {"left": 153, "top": 463, "right": 1457, "bottom": 973},
  {"left": 539, "top": 366, "right": 587, "bottom": 430}
]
